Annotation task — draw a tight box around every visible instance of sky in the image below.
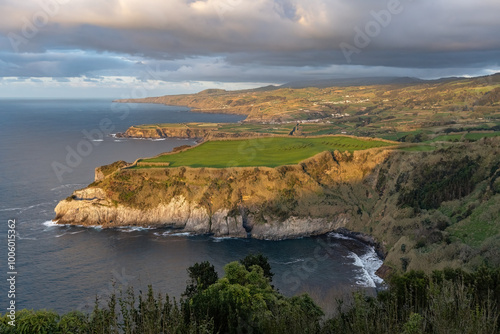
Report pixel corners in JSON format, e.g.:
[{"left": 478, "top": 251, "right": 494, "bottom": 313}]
[{"left": 0, "top": 0, "right": 499, "bottom": 98}]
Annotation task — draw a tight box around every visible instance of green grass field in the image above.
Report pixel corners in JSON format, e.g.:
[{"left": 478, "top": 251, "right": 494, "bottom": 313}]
[
  {"left": 464, "top": 132, "right": 500, "bottom": 141},
  {"left": 428, "top": 132, "right": 500, "bottom": 143},
  {"left": 138, "top": 136, "right": 394, "bottom": 168}
]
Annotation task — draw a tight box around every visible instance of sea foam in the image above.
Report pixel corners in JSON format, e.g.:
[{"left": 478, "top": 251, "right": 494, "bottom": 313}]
[
  {"left": 153, "top": 231, "right": 192, "bottom": 237},
  {"left": 348, "top": 246, "right": 384, "bottom": 288},
  {"left": 43, "top": 220, "right": 59, "bottom": 227}
]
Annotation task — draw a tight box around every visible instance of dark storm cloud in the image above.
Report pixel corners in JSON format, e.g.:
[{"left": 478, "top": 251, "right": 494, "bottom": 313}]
[
  {"left": 0, "top": 0, "right": 499, "bottom": 83},
  {"left": 225, "top": 49, "right": 500, "bottom": 69}
]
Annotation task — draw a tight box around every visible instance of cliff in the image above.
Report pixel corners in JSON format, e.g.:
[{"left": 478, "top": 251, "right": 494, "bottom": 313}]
[
  {"left": 115, "top": 125, "right": 212, "bottom": 139},
  {"left": 55, "top": 189, "right": 350, "bottom": 240},
  {"left": 115, "top": 123, "right": 273, "bottom": 140},
  {"left": 55, "top": 137, "right": 500, "bottom": 272},
  {"left": 56, "top": 147, "right": 377, "bottom": 239}
]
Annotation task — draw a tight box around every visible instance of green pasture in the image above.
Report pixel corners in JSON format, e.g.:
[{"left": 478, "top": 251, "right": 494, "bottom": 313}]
[
  {"left": 138, "top": 136, "right": 394, "bottom": 168},
  {"left": 464, "top": 132, "right": 500, "bottom": 141}
]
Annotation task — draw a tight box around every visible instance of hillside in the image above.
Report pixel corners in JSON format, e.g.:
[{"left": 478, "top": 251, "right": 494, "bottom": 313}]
[{"left": 115, "top": 74, "right": 500, "bottom": 132}]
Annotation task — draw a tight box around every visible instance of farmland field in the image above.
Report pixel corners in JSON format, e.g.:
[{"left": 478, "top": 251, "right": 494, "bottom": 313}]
[
  {"left": 137, "top": 136, "right": 394, "bottom": 168},
  {"left": 464, "top": 132, "right": 500, "bottom": 141}
]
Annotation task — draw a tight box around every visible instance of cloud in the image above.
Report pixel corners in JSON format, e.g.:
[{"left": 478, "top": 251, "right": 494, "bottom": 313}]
[
  {"left": 2, "top": 1, "right": 499, "bottom": 56},
  {"left": 0, "top": 0, "right": 499, "bottom": 94},
  {"left": 0, "top": 50, "right": 134, "bottom": 77}
]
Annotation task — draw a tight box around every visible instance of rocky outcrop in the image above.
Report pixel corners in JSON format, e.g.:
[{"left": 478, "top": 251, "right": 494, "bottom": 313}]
[
  {"left": 250, "top": 215, "right": 349, "bottom": 240},
  {"left": 115, "top": 125, "right": 273, "bottom": 140},
  {"left": 54, "top": 189, "right": 348, "bottom": 239},
  {"left": 56, "top": 189, "right": 210, "bottom": 229},
  {"left": 95, "top": 168, "right": 105, "bottom": 182},
  {"left": 115, "top": 126, "right": 211, "bottom": 139}
]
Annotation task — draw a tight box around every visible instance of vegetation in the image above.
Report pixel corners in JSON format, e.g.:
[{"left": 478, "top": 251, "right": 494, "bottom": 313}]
[
  {"left": 182, "top": 261, "right": 218, "bottom": 299},
  {"left": 398, "top": 155, "right": 479, "bottom": 210},
  {"left": 2, "top": 257, "right": 499, "bottom": 333},
  {"left": 97, "top": 161, "right": 128, "bottom": 178},
  {"left": 137, "top": 136, "right": 394, "bottom": 168},
  {"left": 240, "top": 253, "right": 274, "bottom": 282},
  {"left": 322, "top": 267, "right": 500, "bottom": 334}
]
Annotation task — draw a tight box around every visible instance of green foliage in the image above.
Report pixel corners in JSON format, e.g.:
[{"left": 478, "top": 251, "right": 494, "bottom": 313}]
[
  {"left": 403, "top": 313, "right": 424, "bottom": 334},
  {"left": 240, "top": 253, "right": 274, "bottom": 282},
  {"left": 399, "top": 133, "right": 429, "bottom": 143},
  {"left": 185, "top": 261, "right": 323, "bottom": 333},
  {"left": 322, "top": 268, "right": 500, "bottom": 334},
  {"left": 57, "top": 311, "right": 88, "bottom": 333},
  {"left": 448, "top": 196, "right": 500, "bottom": 247},
  {"left": 2, "top": 309, "right": 60, "bottom": 334},
  {"left": 398, "top": 155, "right": 479, "bottom": 209},
  {"left": 183, "top": 261, "right": 218, "bottom": 299}
]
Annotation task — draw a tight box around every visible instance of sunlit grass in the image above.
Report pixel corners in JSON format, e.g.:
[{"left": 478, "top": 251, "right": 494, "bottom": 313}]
[{"left": 138, "top": 136, "right": 394, "bottom": 168}]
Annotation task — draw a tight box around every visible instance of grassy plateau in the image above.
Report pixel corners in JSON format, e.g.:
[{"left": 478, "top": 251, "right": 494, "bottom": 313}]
[{"left": 137, "top": 136, "right": 394, "bottom": 168}]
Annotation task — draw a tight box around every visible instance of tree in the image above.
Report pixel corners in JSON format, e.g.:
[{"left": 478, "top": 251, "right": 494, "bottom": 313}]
[
  {"left": 183, "top": 261, "right": 218, "bottom": 299},
  {"left": 240, "top": 253, "right": 274, "bottom": 282},
  {"left": 186, "top": 262, "right": 323, "bottom": 333}
]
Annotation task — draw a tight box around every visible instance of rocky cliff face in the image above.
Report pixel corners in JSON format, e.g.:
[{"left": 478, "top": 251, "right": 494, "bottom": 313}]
[
  {"left": 115, "top": 125, "right": 272, "bottom": 140},
  {"left": 55, "top": 190, "right": 233, "bottom": 233},
  {"left": 54, "top": 189, "right": 350, "bottom": 239},
  {"left": 116, "top": 126, "right": 211, "bottom": 139}
]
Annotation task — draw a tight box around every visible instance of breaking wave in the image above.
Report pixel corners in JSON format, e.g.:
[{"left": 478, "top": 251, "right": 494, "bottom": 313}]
[{"left": 348, "top": 246, "right": 384, "bottom": 288}]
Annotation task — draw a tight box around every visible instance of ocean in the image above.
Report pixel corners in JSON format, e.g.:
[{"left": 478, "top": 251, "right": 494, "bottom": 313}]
[{"left": 0, "top": 99, "right": 383, "bottom": 313}]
